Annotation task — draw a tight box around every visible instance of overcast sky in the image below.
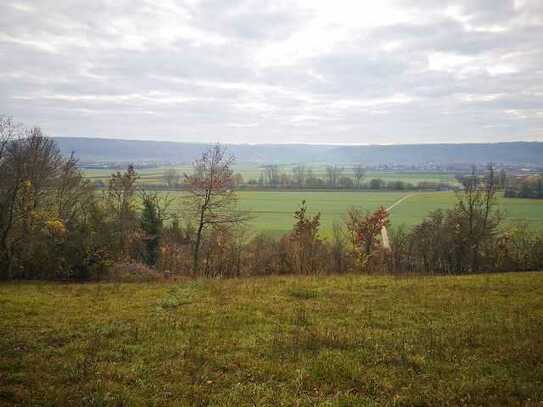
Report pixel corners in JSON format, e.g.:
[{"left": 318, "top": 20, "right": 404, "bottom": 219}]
[{"left": 1, "top": 0, "right": 542, "bottom": 144}]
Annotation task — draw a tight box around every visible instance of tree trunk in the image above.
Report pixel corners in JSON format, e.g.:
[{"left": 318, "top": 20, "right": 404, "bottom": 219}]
[{"left": 192, "top": 206, "right": 206, "bottom": 274}]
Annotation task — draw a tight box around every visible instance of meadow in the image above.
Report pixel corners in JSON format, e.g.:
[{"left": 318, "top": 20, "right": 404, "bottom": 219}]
[
  {"left": 163, "top": 190, "right": 543, "bottom": 236},
  {"left": 84, "top": 167, "right": 543, "bottom": 235},
  {"left": 83, "top": 166, "right": 458, "bottom": 186},
  {"left": 1, "top": 272, "right": 542, "bottom": 405}
]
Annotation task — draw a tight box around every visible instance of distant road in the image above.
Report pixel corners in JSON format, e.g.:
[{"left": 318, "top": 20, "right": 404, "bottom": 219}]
[{"left": 381, "top": 194, "right": 415, "bottom": 250}]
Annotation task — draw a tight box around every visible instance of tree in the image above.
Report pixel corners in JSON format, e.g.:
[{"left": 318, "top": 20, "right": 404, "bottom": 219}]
[
  {"left": 292, "top": 165, "right": 306, "bottom": 187},
  {"left": 346, "top": 207, "right": 389, "bottom": 271},
  {"left": 0, "top": 124, "right": 96, "bottom": 279},
  {"left": 325, "top": 165, "right": 344, "bottom": 187},
  {"left": 353, "top": 164, "right": 365, "bottom": 188},
  {"left": 0, "top": 127, "right": 65, "bottom": 278},
  {"left": 140, "top": 192, "right": 170, "bottom": 266},
  {"left": 369, "top": 178, "right": 385, "bottom": 189},
  {"left": 288, "top": 200, "right": 322, "bottom": 274},
  {"left": 454, "top": 164, "right": 500, "bottom": 273},
  {"left": 105, "top": 165, "right": 139, "bottom": 256},
  {"left": 234, "top": 173, "right": 244, "bottom": 187},
  {"left": 184, "top": 144, "right": 247, "bottom": 274},
  {"left": 163, "top": 168, "right": 180, "bottom": 188},
  {"left": 262, "top": 165, "right": 280, "bottom": 186},
  {"left": 0, "top": 116, "right": 18, "bottom": 163},
  {"left": 338, "top": 176, "right": 354, "bottom": 188}
]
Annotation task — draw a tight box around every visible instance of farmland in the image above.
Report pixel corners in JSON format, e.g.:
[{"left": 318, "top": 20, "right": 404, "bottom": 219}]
[
  {"left": 159, "top": 190, "right": 543, "bottom": 236},
  {"left": 83, "top": 166, "right": 459, "bottom": 186},
  {"left": 1, "top": 272, "right": 542, "bottom": 405},
  {"left": 83, "top": 167, "right": 543, "bottom": 235}
]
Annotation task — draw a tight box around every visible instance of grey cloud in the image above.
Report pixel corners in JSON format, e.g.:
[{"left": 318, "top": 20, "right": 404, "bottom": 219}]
[{"left": 0, "top": 0, "right": 542, "bottom": 144}]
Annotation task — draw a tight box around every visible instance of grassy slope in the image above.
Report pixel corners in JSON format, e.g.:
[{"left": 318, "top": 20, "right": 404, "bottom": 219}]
[{"left": 1, "top": 273, "right": 542, "bottom": 405}]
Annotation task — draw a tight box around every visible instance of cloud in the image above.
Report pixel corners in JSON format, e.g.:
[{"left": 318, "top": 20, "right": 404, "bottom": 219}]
[{"left": 0, "top": 0, "right": 542, "bottom": 144}]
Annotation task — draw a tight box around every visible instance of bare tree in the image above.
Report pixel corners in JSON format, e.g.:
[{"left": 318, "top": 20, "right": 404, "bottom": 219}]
[
  {"left": 262, "top": 165, "right": 280, "bottom": 186},
  {"left": 184, "top": 144, "right": 248, "bottom": 274},
  {"left": 325, "top": 165, "right": 344, "bottom": 187},
  {"left": 0, "top": 116, "right": 18, "bottom": 162},
  {"left": 292, "top": 165, "right": 306, "bottom": 187},
  {"left": 455, "top": 164, "right": 500, "bottom": 273},
  {"left": 163, "top": 168, "right": 180, "bottom": 188},
  {"left": 353, "top": 164, "right": 365, "bottom": 188}
]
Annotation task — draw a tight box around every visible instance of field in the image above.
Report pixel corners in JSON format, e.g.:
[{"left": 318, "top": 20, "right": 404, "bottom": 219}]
[
  {"left": 163, "top": 191, "right": 543, "bottom": 236},
  {"left": 1, "top": 272, "right": 542, "bottom": 405},
  {"left": 83, "top": 166, "right": 458, "bottom": 186},
  {"left": 84, "top": 167, "right": 543, "bottom": 235}
]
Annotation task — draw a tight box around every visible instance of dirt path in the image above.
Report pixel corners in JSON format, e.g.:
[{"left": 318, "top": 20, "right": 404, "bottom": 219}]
[{"left": 381, "top": 194, "right": 415, "bottom": 250}]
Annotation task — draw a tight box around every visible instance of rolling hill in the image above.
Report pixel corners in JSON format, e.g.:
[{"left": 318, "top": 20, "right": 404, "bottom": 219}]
[{"left": 54, "top": 137, "right": 543, "bottom": 166}]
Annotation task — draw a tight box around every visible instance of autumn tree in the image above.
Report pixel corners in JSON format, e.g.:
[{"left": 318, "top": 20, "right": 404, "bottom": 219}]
[
  {"left": 288, "top": 200, "right": 322, "bottom": 274},
  {"left": 105, "top": 165, "right": 139, "bottom": 256},
  {"left": 184, "top": 144, "right": 247, "bottom": 274},
  {"left": 346, "top": 206, "right": 389, "bottom": 271},
  {"left": 0, "top": 124, "right": 96, "bottom": 279}
]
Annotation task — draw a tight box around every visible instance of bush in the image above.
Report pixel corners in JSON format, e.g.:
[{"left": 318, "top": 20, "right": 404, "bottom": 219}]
[{"left": 103, "top": 262, "right": 164, "bottom": 282}]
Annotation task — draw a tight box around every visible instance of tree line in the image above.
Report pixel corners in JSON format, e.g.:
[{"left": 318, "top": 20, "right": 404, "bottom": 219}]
[
  {"left": 504, "top": 174, "right": 543, "bottom": 199},
  {"left": 157, "top": 164, "right": 453, "bottom": 191},
  {"left": 1, "top": 117, "right": 541, "bottom": 281}
]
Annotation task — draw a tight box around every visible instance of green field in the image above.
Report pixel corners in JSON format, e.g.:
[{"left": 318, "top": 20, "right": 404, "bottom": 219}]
[
  {"left": 1, "top": 273, "right": 542, "bottom": 405},
  {"left": 86, "top": 164, "right": 543, "bottom": 235},
  {"left": 83, "top": 166, "right": 458, "bottom": 186},
  {"left": 162, "top": 191, "right": 543, "bottom": 236}
]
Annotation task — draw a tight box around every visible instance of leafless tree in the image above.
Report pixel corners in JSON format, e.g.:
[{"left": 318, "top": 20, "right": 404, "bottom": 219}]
[
  {"left": 184, "top": 144, "right": 248, "bottom": 274},
  {"left": 353, "top": 164, "right": 365, "bottom": 187},
  {"left": 163, "top": 168, "right": 180, "bottom": 188},
  {"left": 455, "top": 164, "right": 500, "bottom": 272},
  {"left": 262, "top": 164, "right": 280, "bottom": 186},
  {"left": 325, "top": 165, "right": 344, "bottom": 187},
  {"left": 292, "top": 165, "right": 306, "bottom": 187},
  {"left": 0, "top": 116, "right": 19, "bottom": 162}
]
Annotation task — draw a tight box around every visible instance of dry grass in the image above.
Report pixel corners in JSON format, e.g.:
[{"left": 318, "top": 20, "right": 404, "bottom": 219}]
[{"left": 1, "top": 272, "right": 542, "bottom": 405}]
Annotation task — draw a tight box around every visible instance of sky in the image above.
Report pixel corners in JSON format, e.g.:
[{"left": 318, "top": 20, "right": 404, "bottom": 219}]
[{"left": 1, "top": 0, "right": 543, "bottom": 145}]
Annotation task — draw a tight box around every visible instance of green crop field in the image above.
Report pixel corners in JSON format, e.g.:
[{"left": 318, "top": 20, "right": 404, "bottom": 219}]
[
  {"left": 83, "top": 166, "right": 458, "bottom": 186},
  {"left": 85, "top": 163, "right": 543, "bottom": 235},
  {"left": 1, "top": 272, "right": 542, "bottom": 405},
  {"left": 162, "top": 191, "right": 543, "bottom": 236}
]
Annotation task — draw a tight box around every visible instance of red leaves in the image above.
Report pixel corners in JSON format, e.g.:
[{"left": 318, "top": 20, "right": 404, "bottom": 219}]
[{"left": 347, "top": 206, "right": 390, "bottom": 257}]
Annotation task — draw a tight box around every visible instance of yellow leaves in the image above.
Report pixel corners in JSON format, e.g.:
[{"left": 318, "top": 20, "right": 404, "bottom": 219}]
[{"left": 46, "top": 219, "right": 66, "bottom": 238}]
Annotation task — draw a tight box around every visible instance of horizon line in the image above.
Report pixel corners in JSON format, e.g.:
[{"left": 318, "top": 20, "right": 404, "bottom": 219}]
[{"left": 52, "top": 136, "right": 543, "bottom": 147}]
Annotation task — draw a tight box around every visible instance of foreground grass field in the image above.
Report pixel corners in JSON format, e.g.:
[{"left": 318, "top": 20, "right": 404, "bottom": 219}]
[{"left": 1, "top": 273, "right": 542, "bottom": 405}]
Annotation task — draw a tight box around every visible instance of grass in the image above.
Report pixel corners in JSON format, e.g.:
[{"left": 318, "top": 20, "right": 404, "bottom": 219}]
[
  {"left": 1, "top": 272, "right": 542, "bottom": 405},
  {"left": 160, "top": 190, "right": 543, "bottom": 236},
  {"left": 83, "top": 166, "right": 458, "bottom": 186}
]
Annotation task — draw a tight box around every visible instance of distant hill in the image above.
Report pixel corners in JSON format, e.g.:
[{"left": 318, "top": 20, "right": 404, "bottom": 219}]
[{"left": 54, "top": 137, "right": 543, "bottom": 167}]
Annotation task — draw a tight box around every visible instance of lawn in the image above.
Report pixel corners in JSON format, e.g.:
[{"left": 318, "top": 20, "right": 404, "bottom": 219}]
[{"left": 1, "top": 272, "right": 542, "bottom": 405}]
